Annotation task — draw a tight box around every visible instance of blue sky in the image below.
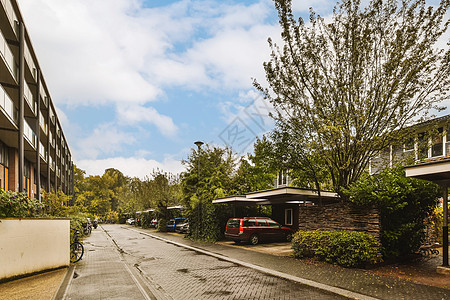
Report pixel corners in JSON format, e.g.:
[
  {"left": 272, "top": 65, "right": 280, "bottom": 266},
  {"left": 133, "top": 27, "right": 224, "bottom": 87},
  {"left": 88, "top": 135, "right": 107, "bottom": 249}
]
[{"left": 19, "top": 0, "right": 448, "bottom": 178}]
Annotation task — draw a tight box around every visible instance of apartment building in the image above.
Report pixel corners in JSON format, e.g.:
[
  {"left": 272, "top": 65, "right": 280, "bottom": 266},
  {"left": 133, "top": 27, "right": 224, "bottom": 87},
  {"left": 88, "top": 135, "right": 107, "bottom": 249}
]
[
  {"left": 0, "top": 0, "right": 73, "bottom": 200},
  {"left": 370, "top": 114, "right": 450, "bottom": 174}
]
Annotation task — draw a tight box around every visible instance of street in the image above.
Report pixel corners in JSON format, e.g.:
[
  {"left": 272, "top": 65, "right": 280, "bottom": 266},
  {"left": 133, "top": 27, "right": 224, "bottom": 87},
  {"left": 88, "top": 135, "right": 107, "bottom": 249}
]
[{"left": 63, "top": 224, "right": 343, "bottom": 299}]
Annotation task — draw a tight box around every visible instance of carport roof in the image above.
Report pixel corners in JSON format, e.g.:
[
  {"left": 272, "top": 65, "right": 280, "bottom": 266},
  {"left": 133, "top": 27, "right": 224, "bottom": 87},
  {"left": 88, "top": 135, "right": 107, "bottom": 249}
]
[
  {"left": 212, "top": 196, "right": 265, "bottom": 205},
  {"left": 405, "top": 157, "right": 450, "bottom": 185},
  {"left": 213, "top": 187, "right": 340, "bottom": 205}
]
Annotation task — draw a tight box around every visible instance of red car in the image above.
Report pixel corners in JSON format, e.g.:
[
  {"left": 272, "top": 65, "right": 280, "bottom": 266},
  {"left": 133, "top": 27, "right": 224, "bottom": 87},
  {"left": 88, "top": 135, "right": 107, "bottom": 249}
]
[{"left": 225, "top": 217, "right": 294, "bottom": 245}]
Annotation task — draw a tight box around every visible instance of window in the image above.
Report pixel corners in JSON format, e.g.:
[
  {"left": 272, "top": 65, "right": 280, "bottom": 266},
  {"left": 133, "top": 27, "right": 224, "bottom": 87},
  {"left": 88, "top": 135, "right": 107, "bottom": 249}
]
[
  {"left": 243, "top": 219, "right": 256, "bottom": 227},
  {"left": 446, "top": 127, "right": 450, "bottom": 156},
  {"left": 285, "top": 208, "right": 293, "bottom": 226},
  {"left": 0, "top": 142, "right": 9, "bottom": 167},
  {"left": 266, "top": 220, "right": 279, "bottom": 227},
  {"left": 278, "top": 170, "right": 288, "bottom": 186},
  {"left": 404, "top": 137, "right": 414, "bottom": 152},
  {"left": 256, "top": 220, "right": 267, "bottom": 226},
  {"left": 432, "top": 127, "right": 443, "bottom": 157},
  {"left": 417, "top": 133, "right": 428, "bottom": 160},
  {"left": 24, "top": 160, "right": 31, "bottom": 179}
]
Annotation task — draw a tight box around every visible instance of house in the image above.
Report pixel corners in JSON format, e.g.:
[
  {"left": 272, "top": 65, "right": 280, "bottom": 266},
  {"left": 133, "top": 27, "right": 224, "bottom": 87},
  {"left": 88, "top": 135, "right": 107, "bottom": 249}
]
[
  {"left": 0, "top": 0, "right": 74, "bottom": 200},
  {"left": 370, "top": 114, "right": 450, "bottom": 174},
  {"left": 213, "top": 171, "right": 381, "bottom": 239}
]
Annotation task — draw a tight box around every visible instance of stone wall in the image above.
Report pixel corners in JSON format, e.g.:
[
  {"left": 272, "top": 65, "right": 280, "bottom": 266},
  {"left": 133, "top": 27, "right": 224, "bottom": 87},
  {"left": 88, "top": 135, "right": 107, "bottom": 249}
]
[{"left": 298, "top": 202, "right": 380, "bottom": 239}]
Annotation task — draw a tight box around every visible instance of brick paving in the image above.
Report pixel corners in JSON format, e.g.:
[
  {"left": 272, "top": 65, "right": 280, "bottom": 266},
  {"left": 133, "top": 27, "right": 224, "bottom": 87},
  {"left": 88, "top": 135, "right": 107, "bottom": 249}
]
[
  {"left": 64, "top": 228, "right": 151, "bottom": 300},
  {"left": 61, "top": 225, "right": 450, "bottom": 300},
  {"left": 106, "top": 225, "right": 340, "bottom": 299},
  {"left": 129, "top": 226, "right": 450, "bottom": 300}
]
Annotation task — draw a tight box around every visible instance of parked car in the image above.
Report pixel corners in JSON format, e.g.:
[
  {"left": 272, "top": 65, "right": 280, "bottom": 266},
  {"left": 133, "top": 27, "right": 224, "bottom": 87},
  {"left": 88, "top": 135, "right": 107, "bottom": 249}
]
[
  {"left": 175, "top": 219, "right": 189, "bottom": 234},
  {"left": 225, "top": 217, "right": 294, "bottom": 245},
  {"left": 150, "top": 219, "right": 158, "bottom": 228},
  {"left": 166, "top": 218, "right": 186, "bottom": 232},
  {"left": 126, "top": 218, "right": 135, "bottom": 225}
]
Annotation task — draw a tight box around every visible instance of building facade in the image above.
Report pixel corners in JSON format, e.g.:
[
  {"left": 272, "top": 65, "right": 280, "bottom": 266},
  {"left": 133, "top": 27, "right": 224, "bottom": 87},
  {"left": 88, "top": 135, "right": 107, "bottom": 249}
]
[
  {"left": 0, "top": 0, "right": 73, "bottom": 200},
  {"left": 370, "top": 114, "right": 450, "bottom": 174}
]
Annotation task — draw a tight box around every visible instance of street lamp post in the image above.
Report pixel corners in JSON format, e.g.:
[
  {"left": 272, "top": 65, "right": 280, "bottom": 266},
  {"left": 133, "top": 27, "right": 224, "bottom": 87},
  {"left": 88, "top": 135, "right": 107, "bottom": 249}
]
[{"left": 194, "top": 141, "right": 203, "bottom": 238}]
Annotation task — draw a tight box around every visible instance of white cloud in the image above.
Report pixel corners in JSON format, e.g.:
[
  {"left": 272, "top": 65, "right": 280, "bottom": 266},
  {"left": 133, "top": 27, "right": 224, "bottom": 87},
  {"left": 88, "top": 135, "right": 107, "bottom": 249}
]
[
  {"left": 20, "top": 0, "right": 161, "bottom": 106},
  {"left": 117, "top": 105, "right": 178, "bottom": 137},
  {"left": 76, "top": 156, "right": 185, "bottom": 179},
  {"left": 75, "top": 123, "right": 136, "bottom": 159}
]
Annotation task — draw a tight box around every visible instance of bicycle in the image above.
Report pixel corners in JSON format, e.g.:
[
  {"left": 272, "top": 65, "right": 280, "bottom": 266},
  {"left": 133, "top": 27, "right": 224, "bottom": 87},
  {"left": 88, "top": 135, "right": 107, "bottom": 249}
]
[
  {"left": 70, "top": 230, "right": 84, "bottom": 263},
  {"left": 82, "top": 221, "right": 92, "bottom": 236}
]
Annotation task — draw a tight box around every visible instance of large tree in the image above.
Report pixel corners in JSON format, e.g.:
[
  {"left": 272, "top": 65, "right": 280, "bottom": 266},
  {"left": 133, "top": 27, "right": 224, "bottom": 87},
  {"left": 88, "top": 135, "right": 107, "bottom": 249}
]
[
  {"left": 255, "top": 0, "right": 449, "bottom": 197},
  {"left": 182, "top": 145, "right": 236, "bottom": 241}
]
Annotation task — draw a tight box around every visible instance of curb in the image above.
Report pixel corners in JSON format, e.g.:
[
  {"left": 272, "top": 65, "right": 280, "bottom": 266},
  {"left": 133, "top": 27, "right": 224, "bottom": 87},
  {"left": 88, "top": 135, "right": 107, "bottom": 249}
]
[
  {"left": 129, "top": 228, "right": 379, "bottom": 300},
  {"left": 53, "top": 265, "right": 75, "bottom": 300}
]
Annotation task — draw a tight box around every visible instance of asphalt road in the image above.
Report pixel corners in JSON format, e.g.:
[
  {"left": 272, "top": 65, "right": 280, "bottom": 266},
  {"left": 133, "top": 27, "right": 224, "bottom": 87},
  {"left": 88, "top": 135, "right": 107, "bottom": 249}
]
[{"left": 63, "top": 224, "right": 344, "bottom": 299}]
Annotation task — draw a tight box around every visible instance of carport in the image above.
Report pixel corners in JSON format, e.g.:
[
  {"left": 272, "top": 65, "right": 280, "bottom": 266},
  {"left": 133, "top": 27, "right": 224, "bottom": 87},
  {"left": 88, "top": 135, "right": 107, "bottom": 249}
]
[
  {"left": 405, "top": 158, "right": 449, "bottom": 272},
  {"left": 213, "top": 187, "right": 340, "bottom": 229}
]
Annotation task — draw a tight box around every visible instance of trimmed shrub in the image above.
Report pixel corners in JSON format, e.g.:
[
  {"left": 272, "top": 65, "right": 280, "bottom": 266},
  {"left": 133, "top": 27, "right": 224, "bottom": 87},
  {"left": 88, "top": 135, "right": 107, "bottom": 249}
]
[{"left": 292, "top": 230, "right": 382, "bottom": 268}]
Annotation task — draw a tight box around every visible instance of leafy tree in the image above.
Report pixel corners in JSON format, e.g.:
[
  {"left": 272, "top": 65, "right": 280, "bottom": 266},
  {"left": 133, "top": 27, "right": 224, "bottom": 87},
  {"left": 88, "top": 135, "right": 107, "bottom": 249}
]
[
  {"left": 345, "top": 168, "right": 440, "bottom": 259},
  {"left": 104, "top": 168, "right": 128, "bottom": 211},
  {"left": 76, "top": 175, "right": 113, "bottom": 215},
  {"left": 232, "top": 137, "right": 278, "bottom": 194},
  {"left": 254, "top": 0, "right": 450, "bottom": 197},
  {"left": 182, "top": 145, "right": 237, "bottom": 241}
]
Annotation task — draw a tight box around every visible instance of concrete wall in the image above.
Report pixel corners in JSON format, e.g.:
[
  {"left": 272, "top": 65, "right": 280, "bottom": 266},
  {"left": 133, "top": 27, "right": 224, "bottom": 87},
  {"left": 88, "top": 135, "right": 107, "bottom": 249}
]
[
  {"left": 298, "top": 202, "right": 381, "bottom": 240},
  {"left": 0, "top": 218, "right": 70, "bottom": 280}
]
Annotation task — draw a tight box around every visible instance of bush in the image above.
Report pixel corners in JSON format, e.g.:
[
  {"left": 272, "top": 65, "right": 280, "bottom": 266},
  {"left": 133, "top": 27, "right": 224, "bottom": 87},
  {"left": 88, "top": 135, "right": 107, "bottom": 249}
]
[
  {"left": 345, "top": 168, "right": 440, "bottom": 260},
  {"left": 292, "top": 230, "right": 382, "bottom": 268},
  {"left": 0, "top": 190, "right": 41, "bottom": 218}
]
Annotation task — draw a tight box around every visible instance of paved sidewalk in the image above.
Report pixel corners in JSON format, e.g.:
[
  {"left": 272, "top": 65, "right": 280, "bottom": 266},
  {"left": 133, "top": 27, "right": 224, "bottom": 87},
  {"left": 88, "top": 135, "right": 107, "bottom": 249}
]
[
  {"left": 130, "top": 227, "right": 450, "bottom": 300},
  {"left": 1, "top": 224, "right": 448, "bottom": 300}
]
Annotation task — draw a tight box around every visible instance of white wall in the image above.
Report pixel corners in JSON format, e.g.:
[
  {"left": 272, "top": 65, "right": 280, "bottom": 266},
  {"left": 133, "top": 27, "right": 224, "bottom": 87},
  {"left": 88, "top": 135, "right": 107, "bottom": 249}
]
[{"left": 0, "top": 219, "right": 70, "bottom": 280}]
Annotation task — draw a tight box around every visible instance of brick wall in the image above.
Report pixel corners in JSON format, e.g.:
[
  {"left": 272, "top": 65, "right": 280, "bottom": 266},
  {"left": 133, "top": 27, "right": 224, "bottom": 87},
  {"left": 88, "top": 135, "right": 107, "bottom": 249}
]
[{"left": 298, "top": 202, "right": 380, "bottom": 239}]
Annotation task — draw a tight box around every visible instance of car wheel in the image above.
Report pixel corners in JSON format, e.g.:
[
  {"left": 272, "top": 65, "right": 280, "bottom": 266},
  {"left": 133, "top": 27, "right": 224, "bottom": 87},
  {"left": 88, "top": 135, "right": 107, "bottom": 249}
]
[
  {"left": 250, "top": 234, "right": 259, "bottom": 245},
  {"left": 286, "top": 233, "right": 293, "bottom": 242}
]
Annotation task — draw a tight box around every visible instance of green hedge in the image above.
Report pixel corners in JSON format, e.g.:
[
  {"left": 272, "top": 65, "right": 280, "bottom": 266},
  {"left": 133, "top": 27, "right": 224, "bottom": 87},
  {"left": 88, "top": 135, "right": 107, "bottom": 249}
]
[{"left": 292, "top": 230, "right": 382, "bottom": 268}]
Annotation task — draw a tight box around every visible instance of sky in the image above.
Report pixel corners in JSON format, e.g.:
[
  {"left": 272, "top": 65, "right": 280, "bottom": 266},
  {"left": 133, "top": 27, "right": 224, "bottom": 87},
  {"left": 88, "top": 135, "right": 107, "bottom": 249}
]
[{"left": 18, "top": 0, "right": 448, "bottom": 179}]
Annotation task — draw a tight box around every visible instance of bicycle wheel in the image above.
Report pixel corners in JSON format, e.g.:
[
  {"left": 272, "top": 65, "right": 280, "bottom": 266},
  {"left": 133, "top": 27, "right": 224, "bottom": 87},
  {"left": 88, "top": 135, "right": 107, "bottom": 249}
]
[{"left": 70, "top": 242, "right": 84, "bottom": 263}]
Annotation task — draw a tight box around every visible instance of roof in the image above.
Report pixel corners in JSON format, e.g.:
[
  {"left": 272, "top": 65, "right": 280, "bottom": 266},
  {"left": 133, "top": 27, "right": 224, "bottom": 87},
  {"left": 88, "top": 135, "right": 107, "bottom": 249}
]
[
  {"left": 213, "top": 187, "right": 340, "bottom": 205},
  {"left": 405, "top": 157, "right": 450, "bottom": 185}
]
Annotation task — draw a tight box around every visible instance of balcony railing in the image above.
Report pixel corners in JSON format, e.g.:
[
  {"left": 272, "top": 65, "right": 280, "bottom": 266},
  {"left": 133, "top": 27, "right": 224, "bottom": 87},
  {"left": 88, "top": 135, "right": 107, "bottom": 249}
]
[
  {"left": 24, "top": 82, "right": 36, "bottom": 114},
  {"left": 24, "top": 43, "right": 36, "bottom": 80},
  {"left": 49, "top": 156, "right": 55, "bottom": 171},
  {"left": 39, "top": 141, "right": 47, "bottom": 162},
  {"left": 1, "top": 0, "right": 18, "bottom": 34},
  {"left": 39, "top": 82, "right": 48, "bottom": 107},
  {"left": 0, "top": 84, "right": 17, "bottom": 124},
  {"left": 24, "top": 121, "right": 37, "bottom": 148},
  {"left": 49, "top": 107, "right": 55, "bottom": 124},
  {"left": 39, "top": 111, "right": 47, "bottom": 134},
  {"left": 0, "top": 29, "right": 17, "bottom": 79}
]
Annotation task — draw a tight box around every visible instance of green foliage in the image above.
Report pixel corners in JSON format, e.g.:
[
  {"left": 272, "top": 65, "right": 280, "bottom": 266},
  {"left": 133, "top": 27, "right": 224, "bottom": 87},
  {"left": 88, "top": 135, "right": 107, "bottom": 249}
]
[
  {"left": 345, "top": 168, "right": 441, "bottom": 259},
  {"left": 182, "top": 145, "right": 237, "bottom": 241},
  {"left": 232, "top": 138, "right": 277, "bottom": 195},
  {"left": 0, "top": 190, "right": 41, "bottom": 218},
  {"left": 427, "top": 205, "right": 445, "bottom": 244},
  {"left": 292, "top": 230, "right": 382, "bottom": 268},
  {"left": 255, "top": 0, "right": 450, "bottom": 197},
  {"left": 41, "top": 190, "right": 71, "bottom": 216}
]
